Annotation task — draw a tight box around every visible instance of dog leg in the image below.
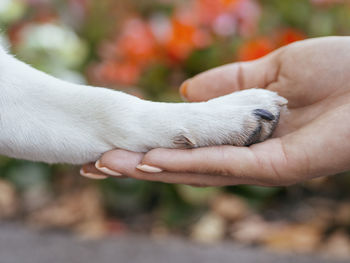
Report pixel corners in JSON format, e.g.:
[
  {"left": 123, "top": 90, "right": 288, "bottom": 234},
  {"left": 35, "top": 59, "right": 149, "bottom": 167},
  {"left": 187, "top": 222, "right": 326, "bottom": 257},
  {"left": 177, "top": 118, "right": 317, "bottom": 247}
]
[{"left": 0, "top": 48, "right": 287, "bottom": 164}]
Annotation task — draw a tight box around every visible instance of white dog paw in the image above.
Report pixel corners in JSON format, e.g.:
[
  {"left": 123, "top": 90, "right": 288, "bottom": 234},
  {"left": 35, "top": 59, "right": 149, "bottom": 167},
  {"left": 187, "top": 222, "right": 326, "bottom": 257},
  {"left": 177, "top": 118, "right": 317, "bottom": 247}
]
[{"left": 171, "top": 89, "right": 287, "bottom": 148}]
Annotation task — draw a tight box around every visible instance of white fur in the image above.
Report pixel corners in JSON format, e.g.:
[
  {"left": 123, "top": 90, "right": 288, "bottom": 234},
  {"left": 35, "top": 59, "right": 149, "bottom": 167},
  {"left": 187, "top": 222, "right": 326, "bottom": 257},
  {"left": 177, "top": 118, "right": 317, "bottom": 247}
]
[{"left": 0, "top": 46, "right": 287, "bottom": 164}]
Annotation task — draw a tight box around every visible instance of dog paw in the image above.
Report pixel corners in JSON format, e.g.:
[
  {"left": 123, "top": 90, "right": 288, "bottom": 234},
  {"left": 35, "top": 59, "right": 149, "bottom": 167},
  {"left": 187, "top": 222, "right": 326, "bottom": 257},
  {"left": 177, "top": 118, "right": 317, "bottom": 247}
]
[{"left": 172, "top": 89, "right": 287, "bottom": 148}]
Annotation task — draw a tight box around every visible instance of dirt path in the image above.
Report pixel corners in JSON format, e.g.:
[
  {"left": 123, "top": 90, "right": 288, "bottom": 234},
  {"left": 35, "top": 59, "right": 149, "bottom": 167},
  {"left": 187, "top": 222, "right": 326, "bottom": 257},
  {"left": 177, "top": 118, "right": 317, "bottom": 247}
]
[{"left": 0, "top": 222, "right": 346, "bottom": 263}]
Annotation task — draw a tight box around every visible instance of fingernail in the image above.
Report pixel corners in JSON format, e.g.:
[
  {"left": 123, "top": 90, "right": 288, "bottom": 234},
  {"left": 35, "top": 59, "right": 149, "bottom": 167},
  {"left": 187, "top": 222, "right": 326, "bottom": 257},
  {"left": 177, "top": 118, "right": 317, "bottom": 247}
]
[
  {"left": 95, "top": 160, "right": 123, "bottom": 176},
  {"left": 136, "top": 164, "right": 163, "bottom": 173},
  {"left": 180, "top": 80, "right": 190, "bottom": 101},
  {"left": 80, "top": 169, "right": 108, "bottom": 180}
]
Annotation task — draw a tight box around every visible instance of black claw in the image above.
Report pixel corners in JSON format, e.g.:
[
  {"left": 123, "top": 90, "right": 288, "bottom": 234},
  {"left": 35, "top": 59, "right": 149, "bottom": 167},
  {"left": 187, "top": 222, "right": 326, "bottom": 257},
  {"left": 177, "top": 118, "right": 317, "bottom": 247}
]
[{"left": 254, "top": 109, "right": 275, "bottom": 121}]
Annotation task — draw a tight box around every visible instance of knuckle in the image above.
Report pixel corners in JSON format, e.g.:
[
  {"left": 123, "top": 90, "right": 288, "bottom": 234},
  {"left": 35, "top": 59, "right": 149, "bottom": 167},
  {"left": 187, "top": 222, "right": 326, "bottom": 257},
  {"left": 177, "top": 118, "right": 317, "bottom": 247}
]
[{"left": 142, "top": 149, "right": 164, "bottom": 165}]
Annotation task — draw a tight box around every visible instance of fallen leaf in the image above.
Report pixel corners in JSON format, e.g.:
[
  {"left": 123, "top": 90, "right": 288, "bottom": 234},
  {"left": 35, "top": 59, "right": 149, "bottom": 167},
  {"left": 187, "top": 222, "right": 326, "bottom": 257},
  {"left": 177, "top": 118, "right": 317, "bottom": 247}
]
[
  {"left": 334, "top": 202, "right": 350, "bottom": 226},
  {"left": 75, "top": 220, "right": 108, "bottom": 240},
  {"left": 28, "top": 185, "right": 106, "bottom": 235},
  {"left": 262, "top": 223, "right": 322, "bottom": 253},
  {"left": 321, "top": 230, "right": 350, "bottom": 259},
  {"left": 176, "top": 185, "right": 221, "bottom": 205},
  {"left": 0, "top": 179, "right": 18, "bottom": 218},
  {"left": 191, "top": 212, "right": 226, "bottom": 244},
  {"left": 230, "top": 216, "right": 280, "bottom": 244},
  {"left": 211, "top": 194, "right": 251, "bottom": 221}
]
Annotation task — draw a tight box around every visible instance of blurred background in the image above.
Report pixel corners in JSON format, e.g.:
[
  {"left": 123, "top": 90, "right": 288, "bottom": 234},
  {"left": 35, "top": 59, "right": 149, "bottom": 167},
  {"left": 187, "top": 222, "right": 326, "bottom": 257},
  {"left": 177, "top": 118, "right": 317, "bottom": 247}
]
[{"left": 0, "top": 0, "right": 350, "bottom": 259}]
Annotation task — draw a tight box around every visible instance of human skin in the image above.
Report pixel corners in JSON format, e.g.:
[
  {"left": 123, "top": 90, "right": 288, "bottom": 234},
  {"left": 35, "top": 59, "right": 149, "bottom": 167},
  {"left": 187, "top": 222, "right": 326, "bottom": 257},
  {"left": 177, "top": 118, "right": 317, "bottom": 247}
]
[{"left": 81, "top": 36, "right": 350, "bottom": 187}]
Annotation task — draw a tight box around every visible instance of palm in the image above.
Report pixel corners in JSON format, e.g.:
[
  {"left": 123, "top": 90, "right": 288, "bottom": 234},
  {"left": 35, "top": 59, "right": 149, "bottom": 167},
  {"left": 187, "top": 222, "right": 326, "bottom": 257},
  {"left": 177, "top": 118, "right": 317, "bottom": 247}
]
[{"left": 267, "top": 38, "right": 350, "bottom": 137}]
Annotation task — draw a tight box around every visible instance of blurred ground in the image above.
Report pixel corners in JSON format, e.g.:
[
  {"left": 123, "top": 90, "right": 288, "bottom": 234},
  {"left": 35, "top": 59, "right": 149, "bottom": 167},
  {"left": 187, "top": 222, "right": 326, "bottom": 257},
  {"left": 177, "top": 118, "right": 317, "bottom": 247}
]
[{"left": 0, "top": 222, "right": 347, "bottom": 263}]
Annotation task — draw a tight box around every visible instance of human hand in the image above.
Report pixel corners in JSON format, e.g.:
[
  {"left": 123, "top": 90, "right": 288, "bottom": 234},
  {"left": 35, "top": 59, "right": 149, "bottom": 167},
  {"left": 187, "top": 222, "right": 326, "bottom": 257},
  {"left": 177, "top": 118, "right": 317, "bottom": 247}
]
[{"left": 81, "top": 36, "right": 350, "bottom": 186}]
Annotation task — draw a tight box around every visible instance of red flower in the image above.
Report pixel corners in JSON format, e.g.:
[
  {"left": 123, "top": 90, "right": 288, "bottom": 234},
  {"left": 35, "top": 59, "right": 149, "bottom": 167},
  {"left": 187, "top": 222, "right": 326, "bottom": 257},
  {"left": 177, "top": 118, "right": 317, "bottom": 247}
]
[
  {"left": 96, "top": 60, "right": 141, "bottom": 86},
  {"left": 116, "top": 18, "right": 158, "bottom": 64},
  {"left": 237, "top": 38, "right": 275, "bottom": 61},
  {"left": 221, "top": 0, "right": 243, "bottom": 8},
  {"left": 165, "top": 13, "right": 211, "bottom": 62},
  {"left": 278, "top": 28, "right": 306, "bottom": 47},
  {"left": 8, "top": 23, "right": 27, "bottom": 45},
  {"left": 196, "top": 0, "right": 244, "bottom": 24}
]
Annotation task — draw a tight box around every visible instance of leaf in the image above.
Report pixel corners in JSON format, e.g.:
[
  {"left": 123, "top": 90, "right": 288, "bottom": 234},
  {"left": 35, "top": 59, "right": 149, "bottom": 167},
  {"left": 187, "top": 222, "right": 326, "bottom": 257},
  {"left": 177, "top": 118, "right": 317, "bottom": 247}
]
[
  {"left": 211, "top": 194, "right": 251, "bottom": 221},
  {"left": 262, "top": 223, "right": 322, "bottom": 253},
  {"left": 321, "top": 230, "right": 350, "bottom": 259},
  {"left": 191, "top": 212, "right": 226, "bottom": 244},
  {"left": 0, "top": 179, "right": 18, "bottom": 219}
]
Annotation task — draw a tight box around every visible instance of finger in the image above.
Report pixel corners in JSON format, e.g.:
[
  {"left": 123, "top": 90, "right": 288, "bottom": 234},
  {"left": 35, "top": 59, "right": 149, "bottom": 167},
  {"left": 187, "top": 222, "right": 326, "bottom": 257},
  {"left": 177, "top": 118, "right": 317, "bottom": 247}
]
[
  {"left": 137, "top": 140, "right": 295, "bottom": 186},
  {"left": 97, "top": 150, "right": 250, "bottom": 186},
  {"left": 180, "top": 51, "right": 280, "bottom": 102},
  {"left": 80, "top": 163, "right": 108, "bottom": 179},
  {"left": 81, "top": 163, "right": 127, "bottom": 179},
  {"left": 97, "top": 150, "right": 144, "bottom": 176}
]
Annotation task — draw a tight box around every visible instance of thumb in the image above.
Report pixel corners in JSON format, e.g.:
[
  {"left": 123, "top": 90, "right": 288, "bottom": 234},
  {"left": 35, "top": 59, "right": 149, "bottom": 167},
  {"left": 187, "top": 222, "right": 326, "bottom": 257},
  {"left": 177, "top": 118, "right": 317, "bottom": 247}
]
[{"left": 180, "top": 51, "right": 280, "bottom": 102}]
